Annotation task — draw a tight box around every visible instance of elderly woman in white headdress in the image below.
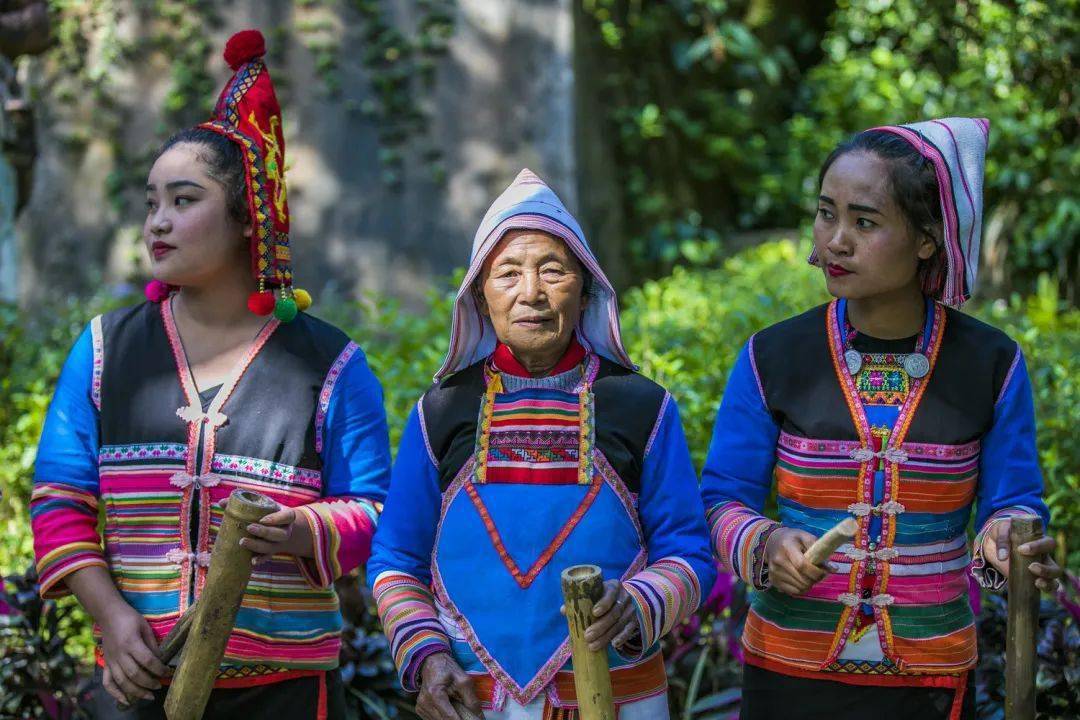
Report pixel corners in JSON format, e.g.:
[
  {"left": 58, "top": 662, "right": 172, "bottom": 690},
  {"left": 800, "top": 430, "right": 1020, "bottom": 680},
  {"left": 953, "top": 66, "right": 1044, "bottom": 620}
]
[{"left": 368, "top": 169, "right": 715, "bottom": 720}]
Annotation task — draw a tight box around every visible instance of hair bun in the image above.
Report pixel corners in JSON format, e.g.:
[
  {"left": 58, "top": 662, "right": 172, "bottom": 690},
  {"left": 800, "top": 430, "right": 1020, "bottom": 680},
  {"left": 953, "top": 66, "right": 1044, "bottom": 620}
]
[{"left": 224, "top": 30, "right": 266, "bottom": 71}]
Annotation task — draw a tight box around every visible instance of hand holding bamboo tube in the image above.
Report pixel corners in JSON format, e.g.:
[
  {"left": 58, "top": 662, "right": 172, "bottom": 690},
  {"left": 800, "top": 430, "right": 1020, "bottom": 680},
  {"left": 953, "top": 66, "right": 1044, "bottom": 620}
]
[
  {"left": 803, "top": 518, "right": 859, "bottom": 567},
  {"left": 561, "top": 565, "right": 617, "bottom": 720},
  {"left": 163, "top": 489, "right": 278, "bottom": 720}
]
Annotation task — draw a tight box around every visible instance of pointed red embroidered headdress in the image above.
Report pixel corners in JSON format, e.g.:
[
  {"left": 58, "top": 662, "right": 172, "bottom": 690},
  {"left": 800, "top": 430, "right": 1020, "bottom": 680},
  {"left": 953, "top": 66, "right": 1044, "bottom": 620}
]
[{"left": 198, "top": 29, "right": 310, "bottom": 321}]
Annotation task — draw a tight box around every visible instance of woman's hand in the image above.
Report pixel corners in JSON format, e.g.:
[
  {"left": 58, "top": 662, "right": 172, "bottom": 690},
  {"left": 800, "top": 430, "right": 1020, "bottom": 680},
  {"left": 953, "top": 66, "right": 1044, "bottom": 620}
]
[
  {"left": 415, "top": 652, "right": 482, "bottom": 720},
  {"left": 99, "top": 601, "right": 168, "bottom": 704},
  {"left": 765, "top": 527, "right": 834, "bottom": 596},
  {"left": 560, "top": 579, "right": 641, "bottom": 652},
  {"left": 228, "top": 500, "right": 314, "bottom": 564},
  {"left": 983, "top": 519, "right": 1062, "bottom": 592},
  {"left": 586, "top": 579, "right": 641, "bottom": 651}
]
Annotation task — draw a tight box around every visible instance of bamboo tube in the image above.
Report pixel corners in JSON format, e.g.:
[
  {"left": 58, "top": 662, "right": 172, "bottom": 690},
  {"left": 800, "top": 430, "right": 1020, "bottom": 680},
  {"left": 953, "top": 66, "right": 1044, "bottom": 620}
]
[
  {"left": 115, "top": 605, "right": 198, "bottom": 711},
  {"left": 164, "top": 489, "right": 278, "bottom": 720},
  {"left": 803, "top": 518, "right": 858, "bottom": 567},
  {"left": 158, "top": 604, "right": 196, "bottom": 666},
  {"left": 560, "top": 565, "right": 616, "bottom": 720},
  {"left": 1005, "top": 515, "right": 1043, "bottom": 720}
]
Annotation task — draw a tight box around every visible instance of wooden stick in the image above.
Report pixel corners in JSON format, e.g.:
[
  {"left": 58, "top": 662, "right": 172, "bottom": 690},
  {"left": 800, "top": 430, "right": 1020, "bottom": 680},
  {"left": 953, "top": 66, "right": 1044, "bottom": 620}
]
[
  {"left": 1005, "top": 515, "right": 1043, "bottom": 720},
  {"left": 560, "top": 565, "right": 616, "bottom": 720},
  {"left": 803, "top": 518, "right": 858, "bottom": 567},
  {"left": 164, "top": 489, "right": 278, "bottom": 720}
]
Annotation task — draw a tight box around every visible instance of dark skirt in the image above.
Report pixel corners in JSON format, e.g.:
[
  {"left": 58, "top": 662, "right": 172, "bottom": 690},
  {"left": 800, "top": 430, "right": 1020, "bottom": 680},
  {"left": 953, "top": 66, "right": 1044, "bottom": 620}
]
[
  {"left": 739, "top": 663, "right": 975, "bottom": 720},
  {"left": 89, "top": 667, "right": 347, "bottom": 720}
]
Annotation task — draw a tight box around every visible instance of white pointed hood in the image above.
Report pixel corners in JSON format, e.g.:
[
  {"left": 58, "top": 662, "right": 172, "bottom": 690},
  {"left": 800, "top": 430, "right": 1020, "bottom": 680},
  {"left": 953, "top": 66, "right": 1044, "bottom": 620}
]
[{"left": 435, "top": 169, "right": 634, "bottom": 380}]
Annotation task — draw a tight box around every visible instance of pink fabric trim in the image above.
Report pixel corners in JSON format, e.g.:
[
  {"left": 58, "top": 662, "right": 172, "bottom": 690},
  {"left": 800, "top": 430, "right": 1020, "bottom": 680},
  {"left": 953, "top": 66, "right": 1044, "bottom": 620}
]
[
  {"left": 416, "top": 399, "right": 438, "bottom": 468},
  {"left": 315, "top": 341, "right": 360, "bottom": 454},
  {"left": 643, "top": 393, "right": 671, "bottom": 458},
  {"left": 160, "top": 300, "right": 280, "bottom": 607},
  {"left": 995, "top": 343, "right": 1022, "bottom": 407},
  {"left": 90, "top": 315, "right": 104, "bottom": 411},
  {"left": 294, "top": 504, "right": 333, "bottom": 588},
  {"left": 872, "top": 125, "right": 965, "bottom": 305},
  {"left": 932, "top": 120, "right": 979, "bottom": 269},
  {"left": 748, "top": 333, "right": 768, "bottom": 409},
  {"left": 778, "top": 430, "right": 980, "bottom": 461}
]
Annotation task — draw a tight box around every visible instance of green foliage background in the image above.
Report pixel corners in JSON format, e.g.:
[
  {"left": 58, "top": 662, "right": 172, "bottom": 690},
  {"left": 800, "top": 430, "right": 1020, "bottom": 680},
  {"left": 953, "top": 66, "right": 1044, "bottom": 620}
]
[
  {"left": 2, "top": 242, "right": 1077, "bottom": 669},
  {"left": 581, "top": 0, "right": 1078, "bottom": 298},
  {"left": 1, "top": 0, "right": 1076, "bottom": 711}
]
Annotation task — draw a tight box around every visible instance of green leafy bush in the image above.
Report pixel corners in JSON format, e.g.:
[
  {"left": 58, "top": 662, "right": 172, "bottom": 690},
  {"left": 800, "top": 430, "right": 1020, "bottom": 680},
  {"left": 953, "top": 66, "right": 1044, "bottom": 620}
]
[{"left": 582, "top": 0, "right": 1078, "bottom": 298}]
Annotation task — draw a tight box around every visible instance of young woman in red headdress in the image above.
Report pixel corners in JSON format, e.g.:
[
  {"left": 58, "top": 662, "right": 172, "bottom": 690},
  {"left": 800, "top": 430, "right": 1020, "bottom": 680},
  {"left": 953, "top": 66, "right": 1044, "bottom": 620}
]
[{"left": 29, "top": 31, "right": 390, "bottom": 718}]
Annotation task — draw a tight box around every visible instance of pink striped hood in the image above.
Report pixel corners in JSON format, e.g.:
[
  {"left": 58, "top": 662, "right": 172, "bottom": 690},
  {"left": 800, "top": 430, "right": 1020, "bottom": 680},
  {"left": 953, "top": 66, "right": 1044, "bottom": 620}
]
[{"left": 874, "top": 118, "right": 989, "bottom": 307}]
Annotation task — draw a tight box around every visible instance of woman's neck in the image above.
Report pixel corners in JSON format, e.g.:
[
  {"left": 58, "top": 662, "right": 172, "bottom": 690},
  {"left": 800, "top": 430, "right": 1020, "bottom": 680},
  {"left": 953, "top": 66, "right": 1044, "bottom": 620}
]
[
  {"left": 846, "top": 282, "right": 926, "bottom": 340},
  {"left": 172, "top": 267, "right": 258, "bottom": 330},
  {"left": 496, "top": 337, "right": 584, "bottom": 378}
]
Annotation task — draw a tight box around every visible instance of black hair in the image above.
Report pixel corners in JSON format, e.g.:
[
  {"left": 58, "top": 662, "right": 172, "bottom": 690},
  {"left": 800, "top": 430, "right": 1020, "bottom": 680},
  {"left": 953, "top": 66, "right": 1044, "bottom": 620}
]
[
  {"left": 819, "top": 129, "right": 943, "bottom": 243},
  {"left": 156, "top": 127, "right": 248, "bottom": 226}
]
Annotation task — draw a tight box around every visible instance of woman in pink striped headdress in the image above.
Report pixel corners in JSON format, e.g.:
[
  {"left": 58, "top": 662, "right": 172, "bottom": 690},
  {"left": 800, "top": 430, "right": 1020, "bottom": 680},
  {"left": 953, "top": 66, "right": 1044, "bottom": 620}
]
[{"left": 700, "top": 118, "right": 1062, "bottom": 720}]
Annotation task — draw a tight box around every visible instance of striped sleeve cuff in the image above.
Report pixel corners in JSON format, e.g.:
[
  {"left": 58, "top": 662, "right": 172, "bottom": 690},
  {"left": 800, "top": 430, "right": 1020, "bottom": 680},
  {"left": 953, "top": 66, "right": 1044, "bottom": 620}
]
[
  {"left": 620, "top": 556, "right": 702, "bottom": 658},
  {"left": 707, "top": 501, "right": 779, "bottom": 590},
  {"left": 35, "top": 542, "right": 107, "bottom": 599},
  {"left": 294, "top": 498, "right": 381, "bottom": 589},
  {"left": 372, "top": 571, "right": 452, "bottom": 692},
  {"left": 971, "top": 506, "right": 1043, "bottom": 592},
  {"left": 31, "top": 483, "right": 105, "bottom": 599}
]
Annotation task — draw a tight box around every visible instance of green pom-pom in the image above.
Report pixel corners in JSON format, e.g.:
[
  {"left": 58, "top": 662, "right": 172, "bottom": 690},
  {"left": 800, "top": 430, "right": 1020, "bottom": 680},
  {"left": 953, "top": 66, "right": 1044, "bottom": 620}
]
[{"left": 273, "top": 296, "right": 298, "bottom": 322}]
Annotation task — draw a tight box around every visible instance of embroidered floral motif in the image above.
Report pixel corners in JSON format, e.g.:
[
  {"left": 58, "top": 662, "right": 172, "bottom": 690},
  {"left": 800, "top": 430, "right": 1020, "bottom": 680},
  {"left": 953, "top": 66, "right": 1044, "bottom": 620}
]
[
  {"left": 211, "top": 453, "right": 321, "bottom": 489},
  {"left": 90, "top": 315, "right": 104, "bottom": 411},
  {"left": 98, "top": 443, "right": 189, "bottom": 463}
]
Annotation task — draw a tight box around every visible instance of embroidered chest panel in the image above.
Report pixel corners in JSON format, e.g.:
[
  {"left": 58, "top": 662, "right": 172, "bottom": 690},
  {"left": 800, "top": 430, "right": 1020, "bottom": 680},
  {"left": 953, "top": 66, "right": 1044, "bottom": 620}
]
[
  {"left": 854, "top": 354, "right": 913, "bottom": 406},
  {"left": 476, "top": 384, "right": 594, "bottom": 487}
]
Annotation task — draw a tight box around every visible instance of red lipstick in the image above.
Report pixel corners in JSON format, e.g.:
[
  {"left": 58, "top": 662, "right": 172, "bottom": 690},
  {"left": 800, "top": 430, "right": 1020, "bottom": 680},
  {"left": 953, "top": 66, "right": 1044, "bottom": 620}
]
[
  {"left": 827, "top": 263, "right": 853, "bottom": 278},
  {"left": 152, "top": 241, "right": 175, "bottom": 260}
]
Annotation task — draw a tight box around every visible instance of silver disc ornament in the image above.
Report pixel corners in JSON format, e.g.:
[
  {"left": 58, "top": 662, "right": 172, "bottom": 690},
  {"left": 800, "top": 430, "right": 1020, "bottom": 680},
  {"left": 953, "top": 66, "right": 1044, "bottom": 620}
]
[
  {"left": 903, "top": 352, "right": 930, "bottom": 378},
  {"left": 844, "top": 349, "right": 864, "bottom": 376}
]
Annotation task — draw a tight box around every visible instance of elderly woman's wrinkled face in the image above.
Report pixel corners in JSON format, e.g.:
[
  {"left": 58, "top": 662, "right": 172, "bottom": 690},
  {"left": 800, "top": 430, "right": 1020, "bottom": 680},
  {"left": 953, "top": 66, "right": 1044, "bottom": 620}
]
[{"left": 477, "top": 229, "right": 586, "bottom": 372}]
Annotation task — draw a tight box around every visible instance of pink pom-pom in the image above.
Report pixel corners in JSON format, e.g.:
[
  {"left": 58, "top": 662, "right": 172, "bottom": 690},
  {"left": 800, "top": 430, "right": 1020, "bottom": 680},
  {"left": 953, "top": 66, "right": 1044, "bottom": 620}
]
[
  {"left": 144, "top": 279, "right": 172, "bottom": 303},
  {"left": 224, "top": 30, "right": 266, "bottom": 71}
]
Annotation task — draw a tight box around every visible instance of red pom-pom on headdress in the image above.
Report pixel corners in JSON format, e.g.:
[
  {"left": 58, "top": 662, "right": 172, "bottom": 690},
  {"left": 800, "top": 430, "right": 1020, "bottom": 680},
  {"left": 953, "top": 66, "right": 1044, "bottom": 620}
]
[{"left": 224, "top": 30, "right": 266, "bottom": 71}]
